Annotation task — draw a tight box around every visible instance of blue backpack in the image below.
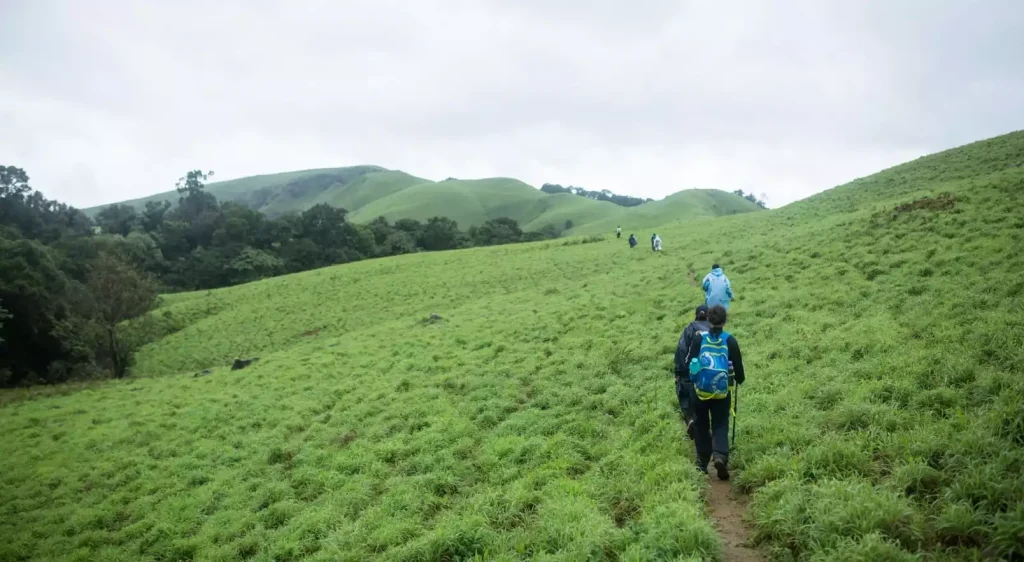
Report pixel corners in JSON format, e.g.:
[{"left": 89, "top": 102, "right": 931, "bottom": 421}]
[{"left": 690, "top": 331, "right": 732, "bottom": 400}]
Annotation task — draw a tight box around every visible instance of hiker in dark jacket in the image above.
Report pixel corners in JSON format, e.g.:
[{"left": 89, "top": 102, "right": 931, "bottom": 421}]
[
  {"left": 684, "top": 304, "right": 745, "bottom": 480},
  {"left": 628, "top": 234, "right": 637, "bottom": 248},
  {"left": 674, "top": 305, "right": 711, "bottom": 439}
]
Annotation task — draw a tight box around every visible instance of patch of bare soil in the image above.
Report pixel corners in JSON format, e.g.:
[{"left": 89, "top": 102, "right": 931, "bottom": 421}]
[{"left": 707, "top": 476, "right": 764, "bottom": 562}]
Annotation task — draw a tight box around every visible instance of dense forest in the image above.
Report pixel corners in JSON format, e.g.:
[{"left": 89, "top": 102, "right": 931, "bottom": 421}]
[
  {"left": 540, "top": 183, "right": 654, "bottom": 207},
  {"left": 0, "top": 166, "right": 562, "bottom": 387}
]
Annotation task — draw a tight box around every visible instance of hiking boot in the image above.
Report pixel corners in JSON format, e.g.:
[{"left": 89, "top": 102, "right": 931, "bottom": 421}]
[
  {"left": 685, "top": 420, "right": 696, "bottom": 440},
  {"left": 713, "top": 455, "right": 730, "bottom": 481},
  {"left": 697, "top": 464, "right": 708, "bottom": 475}
]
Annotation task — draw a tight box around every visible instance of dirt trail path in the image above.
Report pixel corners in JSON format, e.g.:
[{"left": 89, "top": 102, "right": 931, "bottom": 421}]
[
  {"left": 707, "top": 477, "right": 763, "bottom": 562},
  {"left": 687, "top": 268, "right": 699, "bottom": 287}
]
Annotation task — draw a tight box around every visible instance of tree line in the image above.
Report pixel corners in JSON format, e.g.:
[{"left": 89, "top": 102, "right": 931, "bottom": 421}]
[
  {"left": 732, "top": 189, "right": 768, "bottom": 209},
  {"left": 540, "top": 183, "right": 653, "bottom": 207},
  {"left": 0, "top": 166, "right": 562, "bottom": 387}
]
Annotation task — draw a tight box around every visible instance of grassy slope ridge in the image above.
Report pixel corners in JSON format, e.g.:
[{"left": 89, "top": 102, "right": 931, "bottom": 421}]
[
  {"left": 347, "top": 177, "right": 545, "bottom": 229},
  {"left": 3, "top": 131, "right": 1022, "bottom": 560},
  {"left": 86, "top": 167, "right": 761, "bottom": 234},
  {"left": 85, "top": 167, "right": 421, "bottom": 218}
]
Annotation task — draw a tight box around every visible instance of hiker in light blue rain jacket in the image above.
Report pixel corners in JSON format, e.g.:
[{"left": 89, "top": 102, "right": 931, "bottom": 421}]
[{"left": 702, "top": 264, "right": 733, "bottom": 310}]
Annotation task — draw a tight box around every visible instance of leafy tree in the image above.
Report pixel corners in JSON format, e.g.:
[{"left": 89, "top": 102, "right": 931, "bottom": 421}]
[
  {"left": 733, "top": 189, "right": 767, "bottom": 209},
  {"left": 157, "top": 220, "right": 193, "bottom": 262},
  {"left": 173, "top": 170, "right": 219, "bottom": 224},
  {"left": 394, "top": 218, "right": 423, "bottom": 234},
  {"left": 141, "top": 200, "right": 172, "bottom": 233},
  {"left": 0, "top": 233, "right": 79, "bottom": 385},
  {"left": 227, "top": 247, "right": 284, "bottom": 285},
  {"left": 299, "top": 204, "right": 349, "bottom": 266},
  {"left": 367, "top": 216, "right": 396, "bottom": 248},
  {"left": 540, "top": 183, "right": 570, "bottom": 195},
  {"left": 419, "top": 217, "right": 463, "bottom": 251},
  {"left": 0, "top": 299, "right": 9, "bottom": 343},
  {"left": 278, "top": 238, "right": 323, "bottom": 273},
  {"left": 55, "top": 233, "right": 161, "bottom": 283},
  {"left": 86, "top": 255, "right": 158, "bottom": 378},
  {"left": 474, "top": 217, "right": 524, "bottom": 246},
  {"left": 214, "top": 202, "right": 267, "bottom": 248},
  {"left": 95, "top": 204, "right": 139, "bottom": 236},
  {"left": 0, "top": 166, "right": 31, "bottom": 199},
  {"left": 382, "top": 231, "right": 417, "bottom": 255},
  {"left": 525, "top": 224, "right": 562, "bottom": 242},
  {"left": 294, "top": 204, "right": 376, "bottom": 266},
  {"left": 350, "top": 225, "right": 378, "bottom": 260},
  {"left": 0, "top": 165, "right": 92, "bottom": 242},
  {"left": 175, "top": 169, "right": 215, "bottom": 198},
  {"left": 300, "top": 204, "right": 348, "bottom": 245},
  {"left": 267, "top": 212, "right": 302, "bottom": 242}
]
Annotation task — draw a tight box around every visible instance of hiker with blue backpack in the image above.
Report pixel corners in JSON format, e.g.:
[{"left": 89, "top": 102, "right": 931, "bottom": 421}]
[
  {"left": 702, "top": 264, "right": 733, "bottom": 310},
  {"left": 674, "top": 304, "right": 712, "bottom": 439},
  {"left": 684, "top": 304, "right": 745, "bottom": 480}
]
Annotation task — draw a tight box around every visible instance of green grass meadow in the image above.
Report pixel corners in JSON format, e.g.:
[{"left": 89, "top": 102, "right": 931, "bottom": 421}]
[{"left": 4, "top": 132, "right": 1024, "bottom": 561}]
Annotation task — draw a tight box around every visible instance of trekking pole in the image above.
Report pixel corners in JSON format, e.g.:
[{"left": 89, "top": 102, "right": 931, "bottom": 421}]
[{"left": 731, "top": 384, "right": 738, "bottom": 448}]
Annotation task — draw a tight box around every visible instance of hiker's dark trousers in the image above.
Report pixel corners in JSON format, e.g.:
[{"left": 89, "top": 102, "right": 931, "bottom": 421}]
[
  {"left": 675, "top": 379, "right": 695, "bottom": 424},
  {"left": 693, "top": 393, "right": 731, "bottom": 468}
]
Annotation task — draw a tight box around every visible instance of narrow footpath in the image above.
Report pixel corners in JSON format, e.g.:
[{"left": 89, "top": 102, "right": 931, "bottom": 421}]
[
  {"left": 687, "top": 267, "right": 699, "bottom": 287},
  {"left": 706, "top": 477, "right": 763, "bottom": 562}
]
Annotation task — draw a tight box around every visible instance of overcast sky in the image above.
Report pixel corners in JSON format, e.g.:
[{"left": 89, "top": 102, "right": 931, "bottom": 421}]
[{"left": 2, "top": 0, "right": 1023, "bottom": 209}]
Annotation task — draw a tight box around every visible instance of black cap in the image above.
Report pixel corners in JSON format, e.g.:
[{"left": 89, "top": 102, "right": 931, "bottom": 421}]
[
  {"left": 712, "top": 263, "right": 721, "bottom": 270},
  {"left": 695, "top": 304, "right": 709, "bottom": 318}
]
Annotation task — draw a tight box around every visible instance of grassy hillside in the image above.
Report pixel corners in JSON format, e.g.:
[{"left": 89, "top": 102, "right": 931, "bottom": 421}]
[
  {"left": 87, "top": 168, "right": 761, "bottom": 234},
  {"left": 4, "top": 131, "right": 1022, "bottom": 561},
  {"left": 86, "top": 167, "right": 424, "bottom": 218},
  {"left": 347, "top": 177, "right": 546, "bottom": 228},
  {"left": 564, "top": 189, "right": 766, "bottom": 236}
]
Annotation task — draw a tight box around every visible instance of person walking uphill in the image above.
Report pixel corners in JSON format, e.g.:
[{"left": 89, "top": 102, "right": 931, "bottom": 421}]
[
  {"left": 628, "top": 233, "right": 637, "bottom": 248},
  {"left": 684, "top": 304, "right": 745, "bottom": 480},
  {"left": 702, "top": 264, "right": 733, "bottom": 310},
  {"left": 674, "top": 305, "right": 711, "bottom": 439},
  {"left": 616, "top": 226, "right": 622, "bottom": 239}
]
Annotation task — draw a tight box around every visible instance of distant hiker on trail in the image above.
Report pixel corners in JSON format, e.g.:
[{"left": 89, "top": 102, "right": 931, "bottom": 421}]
[
  {"left": 616, "top": 226, "right": 622, "bottom": 239},
  {"left": 653, "top": 234, "right": 662, "bottom": 252},
  {"left": 674, "top": 304, "right": 711, "bottom": 439},
  {"left": 702, "top": 264, "right": 733, "bottom": 310},
  {"left": 628, "top": 234, "right": 637, "bottom": 248},
  {"left": 650, "top": 233, "right": 656, "bottom": 251},
  {"left": 684, "top": 304, "right": 745, "bottom": 480}
]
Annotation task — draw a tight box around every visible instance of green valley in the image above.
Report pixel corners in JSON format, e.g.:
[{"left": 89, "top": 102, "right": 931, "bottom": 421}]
[{"left": 2, "top": 131, "right": 1023, "bottom": 561}]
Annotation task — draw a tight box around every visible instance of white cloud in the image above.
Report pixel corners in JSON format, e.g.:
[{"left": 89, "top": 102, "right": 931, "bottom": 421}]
[{"left": 1, "top": 0, "right": 1022, "bottom": 209}]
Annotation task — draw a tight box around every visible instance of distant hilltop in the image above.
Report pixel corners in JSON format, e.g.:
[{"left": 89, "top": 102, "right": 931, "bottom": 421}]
[{"left": 86, "top": 167, "right": 762, "bottom": 235}]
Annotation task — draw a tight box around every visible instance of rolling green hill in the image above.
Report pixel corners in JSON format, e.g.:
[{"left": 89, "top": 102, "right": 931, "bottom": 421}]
[
  {"left": 563, "top": 189, "right": 767, "bottom": 236},
  {"left": 347, "top": 177, "right": 546, "bottom": 228},
  {"left": 86, "top": 167, "right": 426, "bottom": 218},
  {"left": 5, "top": 131, "right": 1023, "bottom": 561},
  {"left": 87, "top": 168, "right": 762, "bottom": 234}
]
